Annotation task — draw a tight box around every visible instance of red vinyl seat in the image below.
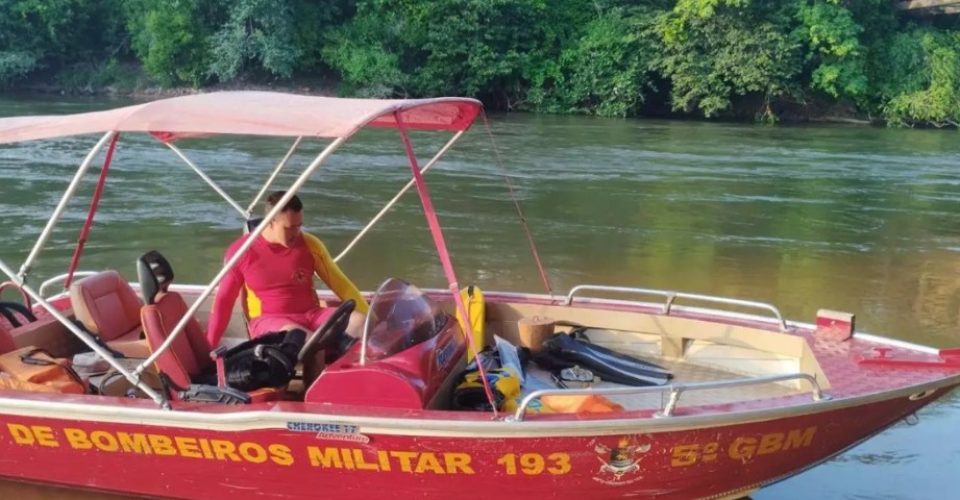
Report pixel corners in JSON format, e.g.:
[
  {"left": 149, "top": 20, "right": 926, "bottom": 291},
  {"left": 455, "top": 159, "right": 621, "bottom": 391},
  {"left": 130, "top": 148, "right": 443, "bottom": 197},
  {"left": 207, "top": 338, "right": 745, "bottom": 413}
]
[
  {"left": 140, "top": 291, "right": 210, "bottom": 390},
  {"left": 69, "top": 271, "right": 150, "bottom": 357},
  {"left": 137, "top": 252, "right": 282, "bottom": 404},
  {"left": 0, "top": 322, "right": 15, "bottom": 355}
]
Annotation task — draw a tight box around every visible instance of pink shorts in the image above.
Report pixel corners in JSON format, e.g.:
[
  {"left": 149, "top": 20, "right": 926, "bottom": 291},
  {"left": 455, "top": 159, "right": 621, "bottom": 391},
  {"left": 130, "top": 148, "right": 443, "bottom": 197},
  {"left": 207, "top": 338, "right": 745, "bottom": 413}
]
[{"left": 248, "top": 308, "right": 335, "bottom": 339}]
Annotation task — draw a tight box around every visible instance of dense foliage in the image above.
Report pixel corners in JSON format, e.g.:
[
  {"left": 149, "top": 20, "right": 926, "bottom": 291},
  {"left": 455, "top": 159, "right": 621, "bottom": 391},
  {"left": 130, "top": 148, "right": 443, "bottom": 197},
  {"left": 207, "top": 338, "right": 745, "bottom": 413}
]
[{"left": 1, "top": 0, "right": 959, "bottom": 126}]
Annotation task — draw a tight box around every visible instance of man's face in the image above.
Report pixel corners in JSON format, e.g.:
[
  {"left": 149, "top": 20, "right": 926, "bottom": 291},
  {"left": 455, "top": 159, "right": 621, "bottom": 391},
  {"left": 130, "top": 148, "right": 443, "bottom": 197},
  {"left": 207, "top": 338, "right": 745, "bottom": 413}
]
[{"left": 268, "top": 210, "right": 304, "bottom": 246}]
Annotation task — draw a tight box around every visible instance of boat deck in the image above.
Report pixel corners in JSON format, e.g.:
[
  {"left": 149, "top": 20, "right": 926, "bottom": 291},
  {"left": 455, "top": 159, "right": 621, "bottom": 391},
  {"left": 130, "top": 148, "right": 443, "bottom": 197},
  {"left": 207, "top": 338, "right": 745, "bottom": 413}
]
[
  {"left": 525, "top": 349, "right": 800, "bottom": 412},
  {"left": 636, "top": 358, "right": 797, "bottom": 409}
]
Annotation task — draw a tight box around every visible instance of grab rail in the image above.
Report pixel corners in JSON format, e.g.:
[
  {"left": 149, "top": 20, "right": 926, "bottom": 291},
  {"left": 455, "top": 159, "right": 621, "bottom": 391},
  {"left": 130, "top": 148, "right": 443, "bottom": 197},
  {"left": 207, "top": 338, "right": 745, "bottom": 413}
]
[
  {"left": 564, "top": 284, "right": 788, "bottom": 332},
  {"left": 38, "top": 271, "right": 99, "bottom": 298},
  {"left": 509, "top": 373, "right": 828, "bottom": 421},
  {"left": 0, "top": 280, "right": 31, "bottom": 308}
]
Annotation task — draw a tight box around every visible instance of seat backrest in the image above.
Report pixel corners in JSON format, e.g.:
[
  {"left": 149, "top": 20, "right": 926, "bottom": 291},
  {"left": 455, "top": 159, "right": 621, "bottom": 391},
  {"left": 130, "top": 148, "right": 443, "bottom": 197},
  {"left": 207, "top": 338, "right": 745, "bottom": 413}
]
[
  {"left": 244, "top": 217, "right": 263, "bottom": 235},
  {"left": 137, "top": 250, "right": 174, "bottom": 306},
  {"left": 141, "top": 291, "right": 210, "bottom": 389},
  {"left": 69, "top": 271, "right": 142, "bottom": 341},
  {"left": 136, "top": 250, "right": 210, "bottom": 390}
]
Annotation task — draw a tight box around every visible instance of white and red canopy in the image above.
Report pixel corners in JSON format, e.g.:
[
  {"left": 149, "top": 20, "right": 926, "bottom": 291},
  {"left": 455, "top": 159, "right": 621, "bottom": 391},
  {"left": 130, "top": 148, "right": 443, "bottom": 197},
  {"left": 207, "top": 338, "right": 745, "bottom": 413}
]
[{"left": 0, "top": 92, "right": 483, "bottom": 144}]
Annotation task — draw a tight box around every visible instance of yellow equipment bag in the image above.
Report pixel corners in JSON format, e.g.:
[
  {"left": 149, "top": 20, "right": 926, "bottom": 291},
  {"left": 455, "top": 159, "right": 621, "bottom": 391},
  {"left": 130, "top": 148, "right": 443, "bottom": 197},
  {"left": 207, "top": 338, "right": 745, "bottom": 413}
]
[
  {"left": 456, "top": 286, "right": 487, "bottom": 361},
  {"left": 452, "top": 367, "right": 521, "bottom": 412}
]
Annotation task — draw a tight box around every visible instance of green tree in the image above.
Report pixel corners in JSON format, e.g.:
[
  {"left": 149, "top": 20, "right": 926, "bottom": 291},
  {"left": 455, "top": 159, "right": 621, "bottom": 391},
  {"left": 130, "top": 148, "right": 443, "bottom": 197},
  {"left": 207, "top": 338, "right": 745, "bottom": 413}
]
[
  {"left": 288, "top": 0, "right": 354, "bottom": 74},
  {"left": 656, "top": 1, "right": 803, "bottom": 120},
  {"left": 879, "top": 27, "right": 960, "bottom": 127},
  {"left": 796, "top": 0, "right": 897, "bottom": 108},
  {"left": 323, "top": 0, "right": 554, "bottom": 104},
  {"left": 321, "top": 6, "right": 408, "bottom": 97},
  {"left": 530, "top": 5, "right": 665, "bottom": 117},
  {"left": 0, "top": 0, "right": 124, "bottom": 86},
  {"left": 208, "top": 0, "right": 301, "bottom": 81},
  {"left": 0, "top": 0, "right": 38, "bottom": 84},
  {"left": 125, "top": 0, "right": 222, "bottom": 87},
  {"left": 0, "top": 51, "right": 36, "bottom": 84},
  {"left": 798, "top": 0, "right": 868, "bottom": 100}
]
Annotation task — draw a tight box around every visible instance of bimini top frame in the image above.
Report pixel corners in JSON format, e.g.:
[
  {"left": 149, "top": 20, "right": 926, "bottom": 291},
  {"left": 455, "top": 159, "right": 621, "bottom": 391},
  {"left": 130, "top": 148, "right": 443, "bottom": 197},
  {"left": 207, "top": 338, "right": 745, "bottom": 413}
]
[{"left": 0, "top": 92, "right": 493, "bottom": 409}]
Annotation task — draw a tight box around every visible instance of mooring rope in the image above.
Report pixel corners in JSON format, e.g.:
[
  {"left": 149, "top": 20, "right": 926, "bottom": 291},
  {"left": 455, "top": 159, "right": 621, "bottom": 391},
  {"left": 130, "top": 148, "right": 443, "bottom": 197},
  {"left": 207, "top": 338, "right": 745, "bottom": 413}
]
[{"left": 480, "top": 111, "right": 554, "bottom": 298}]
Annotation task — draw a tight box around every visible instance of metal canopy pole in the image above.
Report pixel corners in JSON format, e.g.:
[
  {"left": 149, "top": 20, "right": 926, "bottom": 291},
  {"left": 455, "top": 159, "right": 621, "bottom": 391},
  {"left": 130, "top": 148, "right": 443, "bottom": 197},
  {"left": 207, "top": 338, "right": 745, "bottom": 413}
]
[
  {"left": 135, "top": 136, "right": 349, "bottom": 379},
  {"left": 246, "top": 136, "right": 303, "bottom": 216},
  {"left": 0, "top": 259, "right": 167, "bottom": 406},
  {"left": 18, "top": 131, "right": 115, "bottom": 282},
  {"left": 334, "top": 130, "right": 465, "bottom": 263},
  {"left": 393, "top": 111, "right": 499, "bottom": 417},
  {"left": 164, "top": 142, "right": 247, "bottom": 218}
]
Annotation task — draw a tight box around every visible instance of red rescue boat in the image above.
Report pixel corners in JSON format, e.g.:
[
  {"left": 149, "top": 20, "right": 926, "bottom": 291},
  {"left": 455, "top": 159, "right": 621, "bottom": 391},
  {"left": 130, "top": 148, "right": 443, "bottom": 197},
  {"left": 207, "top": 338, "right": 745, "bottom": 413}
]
[{"left": 0, "top": 92, "right": 956, "bottom": 499}]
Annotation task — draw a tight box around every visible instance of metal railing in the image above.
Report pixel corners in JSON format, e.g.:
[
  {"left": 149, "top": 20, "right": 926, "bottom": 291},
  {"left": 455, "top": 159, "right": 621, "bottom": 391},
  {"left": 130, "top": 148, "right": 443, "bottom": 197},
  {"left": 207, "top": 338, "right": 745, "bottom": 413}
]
[
  {"left": 38, "top": 271, "right": 99, "bottom": 298},
  {"left": 510, "top": 372, "right": 828, "bottom": 421},
  {"left": 564, "top": 285, "right": 788, "bottom": 332}
]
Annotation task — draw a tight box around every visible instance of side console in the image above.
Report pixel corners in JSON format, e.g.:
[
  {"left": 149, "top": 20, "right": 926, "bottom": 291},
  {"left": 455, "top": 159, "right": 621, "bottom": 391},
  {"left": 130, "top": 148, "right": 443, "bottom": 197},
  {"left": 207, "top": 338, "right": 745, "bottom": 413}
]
[{"left": 304, "top": 316, "right": 465, "bottom": 409}]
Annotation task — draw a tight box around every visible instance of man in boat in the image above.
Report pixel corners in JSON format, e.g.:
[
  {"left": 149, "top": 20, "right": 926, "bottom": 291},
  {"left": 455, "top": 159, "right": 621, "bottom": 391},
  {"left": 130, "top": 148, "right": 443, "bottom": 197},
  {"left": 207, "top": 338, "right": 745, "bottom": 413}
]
[{"left": 205, "top": 191, "right": 369, "bottom": 351}]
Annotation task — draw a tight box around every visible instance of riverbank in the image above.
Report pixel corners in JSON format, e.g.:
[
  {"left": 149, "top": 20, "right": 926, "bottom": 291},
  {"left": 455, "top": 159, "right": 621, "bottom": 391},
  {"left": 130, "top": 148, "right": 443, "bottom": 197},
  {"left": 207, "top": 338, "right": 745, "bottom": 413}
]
[
  {"left": 9, "top": 85, "right": 877, "bottom": 127},
  {"left": 6, "top": 67, "right": 877, "bottom": 126},
  {"left": 9, "top": 67, "right": 338, "bottom": 101}
]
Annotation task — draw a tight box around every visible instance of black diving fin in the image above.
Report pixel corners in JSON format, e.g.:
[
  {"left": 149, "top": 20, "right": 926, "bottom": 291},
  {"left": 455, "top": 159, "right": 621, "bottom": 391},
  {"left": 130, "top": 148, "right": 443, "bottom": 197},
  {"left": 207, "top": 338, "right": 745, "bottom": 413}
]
[{"left": 541, "top": 331, "right": 672, "bottom": 386}]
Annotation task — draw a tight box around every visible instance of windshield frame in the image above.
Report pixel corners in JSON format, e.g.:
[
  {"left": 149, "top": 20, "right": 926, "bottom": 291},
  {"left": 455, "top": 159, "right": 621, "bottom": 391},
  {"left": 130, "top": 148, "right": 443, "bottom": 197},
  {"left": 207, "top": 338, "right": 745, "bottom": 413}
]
[{"left": 359, "top": 277, "right": 443, "bottom": 365}]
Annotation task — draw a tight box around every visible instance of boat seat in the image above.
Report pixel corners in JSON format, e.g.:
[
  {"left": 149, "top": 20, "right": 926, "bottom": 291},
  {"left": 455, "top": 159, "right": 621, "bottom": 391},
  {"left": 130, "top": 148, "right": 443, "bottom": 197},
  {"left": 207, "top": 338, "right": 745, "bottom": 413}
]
[
  {"left": 0, "top": 298, "right": 84, "bottom": 358},
  {"left": 69, "top": 271, "right": 150, "bottom": 358},
  {"left": 137, "top": 251, "right": 283, "bottom": 404},
  {"left": 0, "top": 322, "right": 15, "bottom": 355}
]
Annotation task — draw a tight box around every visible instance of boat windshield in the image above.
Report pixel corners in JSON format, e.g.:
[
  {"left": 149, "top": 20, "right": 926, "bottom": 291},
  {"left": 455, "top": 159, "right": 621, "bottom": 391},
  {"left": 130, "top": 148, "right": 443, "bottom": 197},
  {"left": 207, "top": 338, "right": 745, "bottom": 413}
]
[{"left": 361, "top": 278, "right": 445, "bottom": 363}]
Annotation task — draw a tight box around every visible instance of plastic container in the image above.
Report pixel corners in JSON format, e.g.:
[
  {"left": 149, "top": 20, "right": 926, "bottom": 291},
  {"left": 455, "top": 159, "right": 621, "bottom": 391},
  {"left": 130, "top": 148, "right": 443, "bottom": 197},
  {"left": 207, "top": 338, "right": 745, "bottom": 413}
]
[
  {"left": 72, "top": 352, "right": 110, "bottom": 373},
  {"left": 517, "top": 316, "right": 555, "bottom": 352}
]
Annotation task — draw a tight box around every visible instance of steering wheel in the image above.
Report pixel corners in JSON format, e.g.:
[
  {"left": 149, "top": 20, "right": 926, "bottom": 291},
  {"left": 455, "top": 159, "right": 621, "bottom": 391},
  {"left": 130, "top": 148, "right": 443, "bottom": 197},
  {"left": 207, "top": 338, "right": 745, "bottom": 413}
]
[
  {"left": 0, "top": 301, "right": 37, "bottom": 328},
  {"left": 298, "top": 299, "right": 356, "bottom": 362}
]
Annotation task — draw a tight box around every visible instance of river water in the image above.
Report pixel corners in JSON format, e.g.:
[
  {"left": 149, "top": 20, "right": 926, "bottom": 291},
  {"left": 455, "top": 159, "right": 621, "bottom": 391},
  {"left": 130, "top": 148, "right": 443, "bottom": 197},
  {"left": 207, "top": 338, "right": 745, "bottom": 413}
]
[{"left": 0, "top": 96, "right": 958, "bottom": 498}]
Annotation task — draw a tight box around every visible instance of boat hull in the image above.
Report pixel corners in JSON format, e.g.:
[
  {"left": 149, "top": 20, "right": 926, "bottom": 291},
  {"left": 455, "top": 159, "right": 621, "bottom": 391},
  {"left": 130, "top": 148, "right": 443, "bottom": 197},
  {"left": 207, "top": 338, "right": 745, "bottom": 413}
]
[{"left": 0, "top": 385, "right": 954, "bottom": 499}]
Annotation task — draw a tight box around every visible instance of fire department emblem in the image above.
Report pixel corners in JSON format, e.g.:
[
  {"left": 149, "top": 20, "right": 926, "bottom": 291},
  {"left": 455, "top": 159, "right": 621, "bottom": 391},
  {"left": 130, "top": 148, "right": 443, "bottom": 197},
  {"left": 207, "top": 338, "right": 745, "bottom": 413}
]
[{"left": 591, "top": 435, "right": 652, "bottom": 485}]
